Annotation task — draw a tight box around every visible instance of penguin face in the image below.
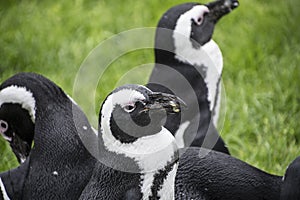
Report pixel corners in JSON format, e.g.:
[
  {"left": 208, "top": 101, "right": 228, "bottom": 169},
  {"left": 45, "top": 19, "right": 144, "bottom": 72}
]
[
  {"left": 0, "top": 85, "right": 36, "bottom": 163},
  {"left": 155, "top": 0, "right": 239, "bottom": 54},
  {"left": 100, "top": 85, "right": 184, "bottom": 144}
]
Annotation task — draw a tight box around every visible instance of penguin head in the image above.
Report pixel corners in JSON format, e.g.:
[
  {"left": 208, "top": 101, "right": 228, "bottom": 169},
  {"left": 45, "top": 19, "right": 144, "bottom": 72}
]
[
  {"left": 155, "top": 0, "right": 239, "bottom": 61},
  {"left": 98, "top": 84, "right": 182, "bottom": 173},
  {"left": 0, "top": 72, "right": 68, "bottom": 163},
  {"left": 99, "top": 84, "right": 185, "bottom": 144},
  {"left": 0, "top": 85, "right": 36, "bottom": 163}
]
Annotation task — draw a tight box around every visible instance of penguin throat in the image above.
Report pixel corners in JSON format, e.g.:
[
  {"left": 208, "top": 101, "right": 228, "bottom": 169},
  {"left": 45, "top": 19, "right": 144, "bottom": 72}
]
[
  {"left": 100, "top": 125, "right": 178, "bottom": 198},
  {"left": 101, "top": 125, "right": 178, "bottom": 169},
  {"left": 173, "top": 34, "right": 223, "bottom": 112}
]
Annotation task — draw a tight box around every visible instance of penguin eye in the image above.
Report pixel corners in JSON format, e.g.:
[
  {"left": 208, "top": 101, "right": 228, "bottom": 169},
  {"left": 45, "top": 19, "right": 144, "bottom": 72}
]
[
  {"left": 192, "top": 17, "right": 203, "bottom": 25},
  {"left": 197, "top": 17, "right": 203, "bottom": 23},
  {"left": 123, "top": 104, "right": 136, "bottom": 113},
  {"left": 0, "top": 120, "right": 8, "bottom": 133}
]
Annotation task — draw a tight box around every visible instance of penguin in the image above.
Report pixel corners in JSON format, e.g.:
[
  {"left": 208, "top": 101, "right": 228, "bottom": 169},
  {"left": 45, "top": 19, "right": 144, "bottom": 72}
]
[
  {"left": 147, "top": 0, "right": 239, "bottom": 153},
  {"left": 80, "top": 84, "right": 282, "bottom": 200},
  {"left": 0, "top": 72, "right": 97, "bottom": 199},
  {"left": 280, "top": 156, "right": 300, "bottom": 200},
  {"left": 79, "top": 84, "right": 182, "bottom": 199},
  {"left": 0, "top": 158, "right": 30, "bottom": 200}
]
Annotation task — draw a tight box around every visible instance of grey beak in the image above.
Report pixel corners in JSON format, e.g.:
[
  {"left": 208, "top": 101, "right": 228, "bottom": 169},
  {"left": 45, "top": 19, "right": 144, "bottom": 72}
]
[
  {"left": 205, "top": 0, "right": 239, "bottom": 22},
  {"left": 143, "top": 92, "right": 186, "bottom": 114}
]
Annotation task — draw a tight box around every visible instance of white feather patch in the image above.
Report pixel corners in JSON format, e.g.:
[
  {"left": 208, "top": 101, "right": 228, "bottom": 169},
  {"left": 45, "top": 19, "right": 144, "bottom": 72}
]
[
  {"left": 100, "top": 88, "right": 178, "bottom": 198},
  {"left": 173, "top": 5, "right": 223, "bottom": 126},
  {"left": 0, "top": 178, "right": 10, "bottom": 200},
  {"left": 0, "top": 85, "right": 36, "bottom": 123},
  {"left": 158, "top": 163, "right": 178, "bottom": 200}
]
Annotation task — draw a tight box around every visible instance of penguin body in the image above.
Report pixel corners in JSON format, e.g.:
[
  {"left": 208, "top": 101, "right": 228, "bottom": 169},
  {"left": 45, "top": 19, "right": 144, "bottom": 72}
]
[
  {"left": 80, "top": 84, "right": 283, "bottom": 200},
  {"left": 280, "top": 156, "right": 300, "bottom": 200},
  {"left": 176, "top": 148, "right": 282, "bottom": 200},
  {"left": 0, "top": 73, "right": 97, "bottom": 199},
  {"left": 80, "top": 84, "right": 181, "bottom": 199},
  {"left": 147, "top": 0, "right": 239, "bottom": 153},
  {"left": 0, "top": 158, "right": 30, "bottom": 200}
]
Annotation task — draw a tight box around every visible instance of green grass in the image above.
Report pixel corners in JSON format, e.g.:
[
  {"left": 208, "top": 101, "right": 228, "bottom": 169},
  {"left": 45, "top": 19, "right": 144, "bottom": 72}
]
[{"left": 0, "top": 0, "right": 299, "bottom": 176}]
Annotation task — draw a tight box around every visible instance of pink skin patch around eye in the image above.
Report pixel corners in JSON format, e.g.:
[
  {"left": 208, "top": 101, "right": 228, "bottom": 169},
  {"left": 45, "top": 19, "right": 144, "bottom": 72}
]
[
  {"left": 192, "top": 6, "right": 210, "bottom": 25},
  {"left": 0, "top": 120, "right": 11, "bottom": 141}
]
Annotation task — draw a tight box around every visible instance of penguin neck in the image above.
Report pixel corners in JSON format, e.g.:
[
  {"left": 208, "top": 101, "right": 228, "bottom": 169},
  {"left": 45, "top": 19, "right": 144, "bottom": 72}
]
[
  {"left": 99, "top": 125, "right": 179, "bottom": 199},
  {"left": 154, "top": 35, "right": 223, "bottom": 113},
  {"left": 155, "top": 38, "right": 223, "bottom": 79}
]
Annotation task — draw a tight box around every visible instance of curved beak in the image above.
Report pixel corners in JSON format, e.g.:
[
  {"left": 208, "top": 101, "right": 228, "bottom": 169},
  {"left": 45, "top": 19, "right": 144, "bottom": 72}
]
[
  {"left": 143, "top": 92, "right": 186, "bottom": 114},
  {"left": 205, "top": 0, "right": 239, "bottom": 22},
  {"left": 10, "top": 133, "right": 31, "bottom": 163}
]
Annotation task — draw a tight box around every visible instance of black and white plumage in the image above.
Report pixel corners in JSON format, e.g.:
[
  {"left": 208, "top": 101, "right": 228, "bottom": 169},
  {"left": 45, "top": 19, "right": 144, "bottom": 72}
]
[
  {"left": 79, "top": 84, "right": 283, "bottom": 200},
  {"left": 147, "top": 0, "right": 239, "bottom": 153},
  {"left": 80, "top": 85, "right": 182, "bottom": 199},
  {"left": 0, "top": 86, "right": 35, "bottom": 163},
  {"left": 0, "top": 158, "right": 30, "bottom": 200},
  {"left": 0, "top": 72, "right": 97, "bottom": 199},
  {"left": 280, "top": 156, "right": 300, "bottom": 200}
]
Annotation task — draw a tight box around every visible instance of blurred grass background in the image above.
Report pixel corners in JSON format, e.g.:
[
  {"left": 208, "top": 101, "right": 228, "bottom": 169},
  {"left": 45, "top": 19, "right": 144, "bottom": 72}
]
[{"left": 0, "top": 0, "right": 299, "bottom": 175}]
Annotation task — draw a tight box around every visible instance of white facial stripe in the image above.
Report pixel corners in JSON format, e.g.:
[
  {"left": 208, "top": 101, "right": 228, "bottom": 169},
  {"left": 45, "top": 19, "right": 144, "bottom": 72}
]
[
  {"left": 101, "top": 88, "right": 145, "bottom": 119},
  {"left": 100, "top": 88, "right": 146, "bottom": 154},
  {"left": 174, "top": 5, "right": 209, "bottom": 39},
  {"left": 101, "top": 89, "right": 176, "bottom": 163},
  {"left": 101, "top": 88, "right": 178, "bottom": 199},
  {"left": 101, "top": 92, "right": 177, "bottom": 172},
  {"left": 0, "top": 178, "right": 10, "bottom": 200},
  {"left": 0, "top": 85, "right": 36, "bottom": 123},
  {"left": 173, "top": 5, "right": 223, "bottom": 126}
]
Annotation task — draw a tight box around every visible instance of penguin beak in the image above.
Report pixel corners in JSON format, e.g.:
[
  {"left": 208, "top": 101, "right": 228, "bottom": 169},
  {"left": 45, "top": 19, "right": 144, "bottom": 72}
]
[
  {"left": 205, "top": 0, "right": 239, "bottom": 22},
  {"left": 10, "top": 132, "right": 31, "bottom": 164},
  {"left": 143, "top": 92, "right": 186, "bottom": 114}
]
